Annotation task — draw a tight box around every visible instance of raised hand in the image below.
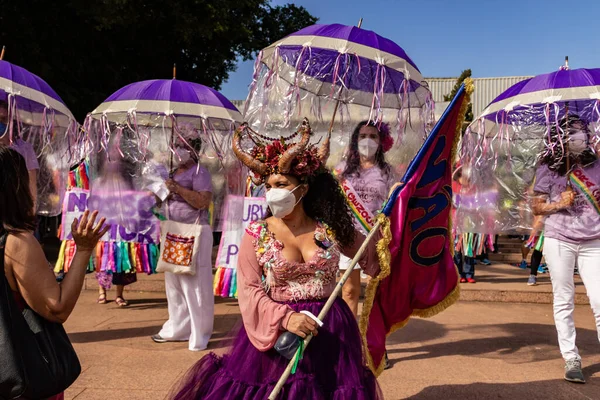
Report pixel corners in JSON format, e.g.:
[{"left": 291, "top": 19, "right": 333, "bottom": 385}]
[{"left": 71, "top": 210, "right": 110, "bottom": 252}]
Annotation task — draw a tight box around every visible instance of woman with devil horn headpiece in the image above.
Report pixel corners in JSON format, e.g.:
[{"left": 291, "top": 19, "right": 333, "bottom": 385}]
[{"left": 170, "top": 119, "right": 383, "bottom": 399}]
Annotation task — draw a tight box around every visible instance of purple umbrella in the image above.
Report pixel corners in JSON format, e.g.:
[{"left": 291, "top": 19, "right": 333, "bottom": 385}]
[
  {"left": 480, "top": 66, "right": 600, "bottom": 128},
  {"left": 91, "top": 79, "right": 242, "bottom": 124},
  {"left": 458, "top": 60, "right": 600, "bottom": 235},
  {"left": 84, "top": 78, "right": 243, "bottom": 160},
  {"left": 248, "top": 22, "right": 432, "bottom": 128},
  {"left": 0, "top": 59, "right": 78, "bottom": 217},
  {"left": 0, "top": 59, "right": 76, "bottom": 140},
  {"left": 466, "top": 63, "right": 600, "bottom": 167}
]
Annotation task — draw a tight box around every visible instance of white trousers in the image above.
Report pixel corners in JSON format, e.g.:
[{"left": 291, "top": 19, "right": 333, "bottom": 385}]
[
  {"left": 158, "top": 228, "right": 214, "bottom": 351},
  {"left": 544, "top": 237, "right": 600, "bottom": 361}
]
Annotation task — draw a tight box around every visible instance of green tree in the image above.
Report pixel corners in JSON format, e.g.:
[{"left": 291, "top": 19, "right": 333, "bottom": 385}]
[
  {"left": 444, "top": 69, "right": 474, "bottom": 124},
  {"left": 0, "top": 0, "right": 317, "bottom": 120}
]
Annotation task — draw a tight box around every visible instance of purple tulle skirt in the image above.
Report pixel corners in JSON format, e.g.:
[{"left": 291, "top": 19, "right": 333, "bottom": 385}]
[{"left": 171, "top": 297, "right": 383, "bottom": 399}]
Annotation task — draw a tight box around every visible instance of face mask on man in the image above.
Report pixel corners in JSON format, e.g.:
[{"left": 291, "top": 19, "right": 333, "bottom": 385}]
[
  {"left": 568, "top": 131, "right": 588, "bottom": 154},
  {"left": 266, "top": 185, "right": 304, "bottom": 218},
  {"left": 358, "top": 138, "right": 379, "bottom": 159}
]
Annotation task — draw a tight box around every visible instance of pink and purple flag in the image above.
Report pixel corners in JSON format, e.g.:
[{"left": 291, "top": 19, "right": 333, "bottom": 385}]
[{"left": 360, "top": 80, "right": 474, "bottom": 376}]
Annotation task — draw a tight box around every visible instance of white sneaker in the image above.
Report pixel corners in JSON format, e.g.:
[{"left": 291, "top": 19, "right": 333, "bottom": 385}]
[{"left": 564, "top": 359, "right": 585, "bottom": 383}]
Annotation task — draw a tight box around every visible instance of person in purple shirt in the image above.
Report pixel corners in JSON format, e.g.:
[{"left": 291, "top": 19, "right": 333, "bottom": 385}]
[
  {"left": 335, "top": 121, "right": 397, "bottom": 316},
  {"left": 0, "top": 101, "right": 39, "bottom": 209},
  {"left": 151, "top": 137, "right": 215, "bottom": 351},
  {"left": 532, "top": 115, "right": 600, "bottom": 384}
]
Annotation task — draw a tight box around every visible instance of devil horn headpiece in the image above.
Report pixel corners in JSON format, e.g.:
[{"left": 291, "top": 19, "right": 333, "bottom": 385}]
[
  {"left": 278, "top": 118, "right": 312, "bottom": 173},
  {"left": 232, "top": 118, "right": 330, "bottom": 179},
  {"left": 232, "top": 122, "right": 269, "bottom": 176}
]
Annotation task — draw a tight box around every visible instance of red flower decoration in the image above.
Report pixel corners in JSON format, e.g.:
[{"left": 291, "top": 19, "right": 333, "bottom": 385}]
[
  {"left": 378, "top": 122, "right": 394, "bottom": 153},
  {"left": 381, "top": 134, "right": 394, "bottom": 153}
]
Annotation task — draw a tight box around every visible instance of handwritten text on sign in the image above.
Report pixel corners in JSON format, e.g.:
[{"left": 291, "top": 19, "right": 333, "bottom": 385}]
[
  {"left": 216, "top": 196, "right": 268, "bottom": 269},
  {"left": 61, "top": 189, "right": 160, "bottom": 244}
]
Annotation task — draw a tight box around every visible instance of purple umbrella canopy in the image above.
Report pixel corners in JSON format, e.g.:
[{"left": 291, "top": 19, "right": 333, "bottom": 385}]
[
  {"left": 91, "top": 79, "right": 242, "bottom": 123},
  {"left": 480, "top": 67, "right": 600, "bottom": 127},
  {"left": 0, "top": 61, "right": 75, "bottom": 118},
  {"left": 245, "top": 23, "right": 433, "bottom": 132},
  {"left": 83, "top": 79, "right": 243, "bottom": 160},
  {"left": 457, "top": 65, "right": 600, "bottom": 236},
  {"left": 0, "top": 60, "right": 78, "bottom": 217},
  {"left": 0, "top": 60, "right": 76, "bottom": 137}
]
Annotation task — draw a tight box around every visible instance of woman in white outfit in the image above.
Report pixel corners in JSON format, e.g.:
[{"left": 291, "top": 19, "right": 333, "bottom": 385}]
[
  {"left": 152, "top": 138, "right": 214, "bottom": 351},
  {"left": 532, "top": 115, "right": 600, "bottom": 383}
]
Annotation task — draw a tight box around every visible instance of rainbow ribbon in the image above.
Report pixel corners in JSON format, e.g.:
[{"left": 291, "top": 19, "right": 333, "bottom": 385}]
[
  {"left": 569, "top": 169, "right": 600, "bottom": 215},
  {"left": 332, "top": 170, "right": 375, "bottom": 234}
]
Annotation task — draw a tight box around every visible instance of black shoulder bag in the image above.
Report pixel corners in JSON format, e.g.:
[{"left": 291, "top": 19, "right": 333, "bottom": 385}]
[{"left": 0, "top": 234, "right": 81, "bottom": 399}]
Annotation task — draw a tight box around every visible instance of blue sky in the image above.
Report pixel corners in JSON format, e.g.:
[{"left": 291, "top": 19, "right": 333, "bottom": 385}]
[{"left": 221, "top": 0, "right": 600, "bottom": 100}]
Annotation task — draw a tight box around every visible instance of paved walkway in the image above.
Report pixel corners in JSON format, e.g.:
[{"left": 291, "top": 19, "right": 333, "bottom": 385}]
[
  {"left": 459, "top": 262, "right": 590, "bottom": 304},
  {"left": 83, "top": 261, "right": 591, "bottom": 304},
  {"left": 63, "top": 286, "right": 600, "bottom": 399}
]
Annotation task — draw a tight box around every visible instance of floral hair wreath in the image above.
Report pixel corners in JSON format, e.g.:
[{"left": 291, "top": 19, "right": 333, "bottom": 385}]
[{"left": 232, "top": 118, "right": 331, "bottom": 183}]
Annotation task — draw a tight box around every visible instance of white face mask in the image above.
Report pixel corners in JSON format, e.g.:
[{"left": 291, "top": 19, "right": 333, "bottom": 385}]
[
  {"left": 175, "top": 148, "right": 191, "bottom": 165},
  {"left": 266, "top": 185, "right": 303, "bottom": 218},
  {"left": 569, "top": 131, "right": 588, "bottom": 154},
  {"left": 358, "top": 138, "right": 379, "bottom": 159}
]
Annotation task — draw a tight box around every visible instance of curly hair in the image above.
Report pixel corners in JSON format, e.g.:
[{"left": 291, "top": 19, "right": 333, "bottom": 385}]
[
  {"left": 540, "top": 115, "right": 597, "bottom": 175},
  {"left": 342, "top": 120, "right": 392, "bottom": 180},
  {"left": 303, "top": 170, "right": 355, "bottom": 248},
  {"left": 265, "top": 169, "right": 356, "bottom": 248},
  {"left": 0, "top": 146, "right": 36, "bottom": 234}
]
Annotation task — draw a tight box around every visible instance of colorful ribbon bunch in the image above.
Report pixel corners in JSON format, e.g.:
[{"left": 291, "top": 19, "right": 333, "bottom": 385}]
[
  {"left": 55, "top": 241, "right": 159, "bottom": 275},
  {"left": 455, "top": 233, "right": 495, "bottom": 257},
  {"left": 67, "top": 162, "right": 90, "bottom": 189},
  {"left": 213, "top": 266, "right": 238, "bottom": 298},
  {"left": 525, "top": 234, "right": 545, "bottom": 251}
]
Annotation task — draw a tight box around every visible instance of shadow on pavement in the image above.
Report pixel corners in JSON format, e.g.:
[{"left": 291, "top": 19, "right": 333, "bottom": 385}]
[
  {"left": 67, "top": 311, "right": 241, "bottom": 350},
  {"left": 386, "top": 319, "right": 450, "bottom": 345},
  {"left": 122, "top": 298, "right": 168, "bottom": 310},
  {"left": 388, "top": 322, "right": 600, "bottom": 364},
  {"left": 69, "top": 325, "right": 163, "bottom": 343}
]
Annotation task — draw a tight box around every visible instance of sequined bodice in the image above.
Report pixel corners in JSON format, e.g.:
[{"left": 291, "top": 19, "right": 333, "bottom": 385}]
[{"left": 245, "top": 220, "right": 340, "bottom": 301}]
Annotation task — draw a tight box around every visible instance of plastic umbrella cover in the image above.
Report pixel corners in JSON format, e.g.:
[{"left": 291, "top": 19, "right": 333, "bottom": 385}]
[
  {"left": 244, "top": 63, "right": 436, "bottom": 180},
  {"left": 0, "top": 59, "right": 78, "bottom": 216},
  {"left": 19, "top": 122, "right": 74, "bottom": 216},
  {"left": 456, "top": 100, "right": 600, "bottom": 235},
  {"left": 82, "top": 113, "right": 244, "bottom": 231},
  {"left": 1, "top": 98, "right": 77, "bottom": 217}
]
